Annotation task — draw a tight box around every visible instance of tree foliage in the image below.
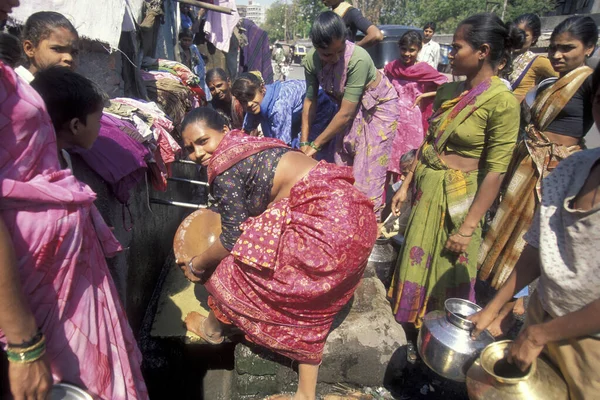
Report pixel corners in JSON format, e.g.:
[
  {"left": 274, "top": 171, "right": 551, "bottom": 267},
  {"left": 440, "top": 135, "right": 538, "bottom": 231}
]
[{"left": 262, "top": 0, "right": 326, "bottom": 42}]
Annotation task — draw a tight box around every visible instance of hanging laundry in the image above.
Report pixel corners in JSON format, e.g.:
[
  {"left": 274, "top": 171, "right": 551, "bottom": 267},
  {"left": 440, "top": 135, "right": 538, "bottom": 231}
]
[
  {"left": 204, "top": 0, "right": 240, "bottom": 52},
  {"left": 241, "top": 18, "right": 274, "bottom": 84}
]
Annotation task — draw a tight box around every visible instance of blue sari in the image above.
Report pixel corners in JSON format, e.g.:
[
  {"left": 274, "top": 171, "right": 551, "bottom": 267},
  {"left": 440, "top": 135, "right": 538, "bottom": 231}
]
[{"left": 243, "top": 80, "right": 337, "bottom": 161}]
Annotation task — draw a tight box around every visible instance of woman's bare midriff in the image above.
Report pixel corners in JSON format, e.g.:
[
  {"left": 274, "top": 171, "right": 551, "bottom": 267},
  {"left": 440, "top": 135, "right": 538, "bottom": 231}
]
[
  {"left": 270, "top": 151, "right": 319, "bottom": 203},
  {"left": 543, "top": 131, "right": 581, "bottom": 147},
  {"left": 440, "top": 151, "right": 480, "bottom": 173}
]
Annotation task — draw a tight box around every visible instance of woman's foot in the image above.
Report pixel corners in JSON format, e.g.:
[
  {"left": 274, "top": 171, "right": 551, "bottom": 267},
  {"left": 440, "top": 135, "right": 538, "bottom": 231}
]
[
  {"left": 184, "top": 311, "right": 224, "bottom": 344},
  {"left": 486, "top": 300, "right": 516, "bottom": 338}
]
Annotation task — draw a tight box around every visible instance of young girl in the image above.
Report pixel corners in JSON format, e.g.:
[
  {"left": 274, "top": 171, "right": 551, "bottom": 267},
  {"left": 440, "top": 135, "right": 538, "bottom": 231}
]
[
  {"left": 384, "top": 30, "right": 447, "bottom": 177},
  {"left": 15, "top": 11, "right": 79, "bottom": 83},
  {"left": 509, "top": 13, "right": 558, "bottom": 102},
  {"left": 231, "top": 72, "right": 337, "bottom": 160}
]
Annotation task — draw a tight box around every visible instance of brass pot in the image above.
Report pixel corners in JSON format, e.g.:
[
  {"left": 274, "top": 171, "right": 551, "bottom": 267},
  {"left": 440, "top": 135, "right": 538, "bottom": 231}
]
[{"left": 466, "top": 340, "right": 568, "bottom": 400}]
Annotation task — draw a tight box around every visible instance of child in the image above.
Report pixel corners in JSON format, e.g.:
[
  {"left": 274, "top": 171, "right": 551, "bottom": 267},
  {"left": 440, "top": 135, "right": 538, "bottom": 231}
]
[
  {"left": 30, "top": 66, "right": 105, "bottom": 157},
  {"left": 175, "top": 29, "right": 210, "bottom": 100},
  {"left": 16, "top": 11, "right": 79, "bottom": 82},
  {"left": 392, "top": 149, "right": 417, "bottom": 192}
]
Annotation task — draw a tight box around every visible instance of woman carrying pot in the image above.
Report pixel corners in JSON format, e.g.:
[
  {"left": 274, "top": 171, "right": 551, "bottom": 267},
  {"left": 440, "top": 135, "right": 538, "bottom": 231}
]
[
  {"left": 176, "top": 108, "right": 377, "bottom": 400},
  {"left": 301, "top": 11, "right": 400, "bottom": 220}
]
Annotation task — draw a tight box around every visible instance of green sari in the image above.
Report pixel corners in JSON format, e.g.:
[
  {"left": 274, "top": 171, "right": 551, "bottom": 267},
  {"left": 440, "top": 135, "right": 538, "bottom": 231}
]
[{"left": 388, "top": 77, "right": 514, "bottom": 328}]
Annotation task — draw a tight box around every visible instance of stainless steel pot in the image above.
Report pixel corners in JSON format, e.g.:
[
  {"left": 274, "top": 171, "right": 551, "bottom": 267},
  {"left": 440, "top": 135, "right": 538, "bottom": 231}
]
[
  {"left": 417, "top": 298, "right": 495, "bottom": 382},
  {"left": 366, "top": 237, "right": 398, "bottom": 287},
  {"left": 50, "top": 383, "right": 93, "bottom": 400}
]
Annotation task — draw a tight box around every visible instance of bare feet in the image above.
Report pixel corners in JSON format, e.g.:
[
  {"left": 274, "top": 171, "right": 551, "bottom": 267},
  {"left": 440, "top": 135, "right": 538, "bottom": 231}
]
[
  {"left": 184, "top": 312, "right": 224, "bottom": 344},
  {"left": 513, "top": 297, "right": 526, "bottom": 316},
  {"left": 487, "top": 300, "right": 516, "bottom": 338}
]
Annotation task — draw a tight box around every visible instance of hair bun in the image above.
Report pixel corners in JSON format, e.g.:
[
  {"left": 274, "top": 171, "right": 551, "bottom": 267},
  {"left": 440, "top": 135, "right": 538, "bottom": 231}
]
[{"left": 505, "top": 22, "right": 526, "bottom": 52}]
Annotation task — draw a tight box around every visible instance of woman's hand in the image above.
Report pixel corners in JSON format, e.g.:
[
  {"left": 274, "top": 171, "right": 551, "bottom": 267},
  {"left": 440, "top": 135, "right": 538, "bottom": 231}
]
[
  {"left": 468, "top": 307, "right": 499, "bottom": 339},
  {"left": 508, "top": 325, "right": 545, "bottom": 372},
  {"left": 444, "top": 232, "right": 472, "bottom": 253},
  {"left": 175, "top": 257, "right": 204, "bottom": 284},
  {"left": 391, "top": 185, "right": 409, "bottom": 216},
  {"left": 9, "top": 356, "right": 53, "bottom": 400},
  {"left": 301, "top": 146, "right": 317, "bottom": 158},
  {"left": 412, "top": 95, "right": 423, "bottom": 108}
]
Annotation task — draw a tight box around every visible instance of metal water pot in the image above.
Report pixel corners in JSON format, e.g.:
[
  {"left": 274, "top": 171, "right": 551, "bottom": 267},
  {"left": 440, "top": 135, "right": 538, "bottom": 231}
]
[
  {"left": 366, "top": 237, "right": 398, "bottom": 287},
  {"left": 417, "top": 298, "right": 495, "bottom": 382},
  {"left": 466, "top": 340, "right": 568, "bottom": 400}
]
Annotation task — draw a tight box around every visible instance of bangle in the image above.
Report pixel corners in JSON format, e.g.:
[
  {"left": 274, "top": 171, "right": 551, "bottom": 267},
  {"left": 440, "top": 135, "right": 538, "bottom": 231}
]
[
  {"left": 6, "top": 334, "right": 46, "bottom": 364},
  {"left": 309, "top": 141, "right": 322, "bottom": 151},
  {"left": 299, "top": 141, "right": 310, "bottom": 147},
  {"left": 188, "top": 256, "right": 199, "bottom": 276},
  {"left": 8, "top": 328, "right": 43, "bottom": 349},
  {"left": 456, "top": 231, "right": 473, "bottom": 238}
]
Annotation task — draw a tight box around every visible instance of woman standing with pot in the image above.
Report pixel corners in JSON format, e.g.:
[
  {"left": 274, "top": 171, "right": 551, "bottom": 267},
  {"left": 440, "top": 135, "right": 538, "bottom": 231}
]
[
  {"left": 387, "top": 13, "right": 521, "bottom": 328},
  {"left": 477, "top": 17, "right": 597, "bottom": 331},
  {"left": 301, "top": 12, "right": 400, "bottom": 220},
  {"left": 508, "top": 13, "right": 558, "bottom": 102}
]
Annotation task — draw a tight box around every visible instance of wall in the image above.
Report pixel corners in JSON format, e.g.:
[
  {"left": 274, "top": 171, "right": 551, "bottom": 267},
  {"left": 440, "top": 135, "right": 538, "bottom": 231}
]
[{"left": 69, "top": 154, "right": 206, "bottom": 335}]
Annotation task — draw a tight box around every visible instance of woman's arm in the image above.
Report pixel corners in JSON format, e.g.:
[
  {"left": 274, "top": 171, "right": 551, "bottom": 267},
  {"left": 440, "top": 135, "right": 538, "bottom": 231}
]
[
  {"left": 356, "top": 25, "right": 384, "bottom": 48},
  {"left": 391, "top": 142, "right": 425, "bottom": 215},
  {"left": 469, "top": 244, "right": 541, "bottom": 337},
  {"left": 413, "top": 91, "right": 437, "bottom": 108},
  {"left": 444, "top": 171, "right": 505, "bottom": 253},
  {"left": 303, "top": 99, "right": 358, "bottom": 157},
  {"left": 0, "top": 218, "right": 52, "bottom": 399},
  {"left": 509, "top": 297, "right": 600, "bottom": 371}
]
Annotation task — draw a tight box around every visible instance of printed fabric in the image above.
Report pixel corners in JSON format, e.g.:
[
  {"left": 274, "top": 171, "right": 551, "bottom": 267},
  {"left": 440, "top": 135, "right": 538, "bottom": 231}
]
[
  {"left": 0, "top": 62, "right": 147, "bottom": 398},
  {"left": 318, "top": 40, "right": 400, "bottom": 219},
  {"left": 206, "top": 157, "right": 377, "bottom": 363}
]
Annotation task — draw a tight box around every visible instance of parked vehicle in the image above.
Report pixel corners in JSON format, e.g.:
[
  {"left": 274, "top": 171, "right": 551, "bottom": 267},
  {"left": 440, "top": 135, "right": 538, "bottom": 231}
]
[
  {"left": 293, "top": 45, "right": 307, "bottom": 64},
  {"left": 356, "top": 25, "right": 422, "bottom": 69}
]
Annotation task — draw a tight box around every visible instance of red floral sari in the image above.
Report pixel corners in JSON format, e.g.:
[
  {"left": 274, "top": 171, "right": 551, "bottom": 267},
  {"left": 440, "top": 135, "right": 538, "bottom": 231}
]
[{"left": 205, "top": 131, "right": 377, "bottom": 364}]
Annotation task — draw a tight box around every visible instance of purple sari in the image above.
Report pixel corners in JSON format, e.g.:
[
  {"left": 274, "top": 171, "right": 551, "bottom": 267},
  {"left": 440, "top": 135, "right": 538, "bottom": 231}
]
[{"left": 318, "top": 41, "right": 399, "bottom": 219}]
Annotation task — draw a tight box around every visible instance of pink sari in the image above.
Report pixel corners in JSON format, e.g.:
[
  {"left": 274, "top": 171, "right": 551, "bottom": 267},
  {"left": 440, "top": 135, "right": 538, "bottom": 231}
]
[
  {"left": 0, "top": 63, "right": 147, "bottom": 399},
  {"left": 206, "top": 131, "right": 377, "bottom": 364},
  {"left": 384, "top": 60, "right": 447, "bottom": 175}
]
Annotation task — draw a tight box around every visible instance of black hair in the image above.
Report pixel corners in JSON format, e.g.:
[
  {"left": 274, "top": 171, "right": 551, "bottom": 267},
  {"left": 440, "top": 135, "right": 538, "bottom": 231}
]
[
  {"left": 551, "top": 16, "right": 598, "bottom": 50},
  {"left": 423, "top": 22, "right": 436, "bottom": 32},
  {"left": 310, "top": 11, "right": 347, "bottom": 49},
  {"left": 513, "top": 13, "right": 542, "bottom": 43},
  {"left": 206, "top": 67, "right": 230, "bottom": 84},
  {"left": 179, "top": 29, "right": 194, "bottom": 40},
  {"left": 30, "top": 66, "right": 106, "bottom": 131},
  {"left": 592, "top": 61, "right": 600, "bottom": 103},
  {"left": 231, "top": 73, "right": 263, "bottom": 104},
  {"left": 0, "top": 33, "right": 22, "bottom": 68},
  {"left": 458, "top": 13, "right": 525, "bottom": 69},
  {"left": 180, "top": 107, "right": 230, "bottom": 133},
  {"left": 22, "top": 11, "right": 78, "bottom": 47},
  {"left": 399, "top": 30, "right": 423, "bottom": 50}
]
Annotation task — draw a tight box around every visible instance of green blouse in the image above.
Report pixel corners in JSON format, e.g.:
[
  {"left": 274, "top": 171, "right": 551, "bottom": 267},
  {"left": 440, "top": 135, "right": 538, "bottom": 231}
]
[
  {"left": 303, "top": 45, "right": 378, "bottom": 103},
  {"left": 432, "top": 81, "right": 520, "bottom": 173}
]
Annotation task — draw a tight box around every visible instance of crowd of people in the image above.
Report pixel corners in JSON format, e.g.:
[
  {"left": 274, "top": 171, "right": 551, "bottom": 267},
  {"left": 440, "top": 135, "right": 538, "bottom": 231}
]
[{"left": 0, "top": 0, "right": 599, "bottom": 399}]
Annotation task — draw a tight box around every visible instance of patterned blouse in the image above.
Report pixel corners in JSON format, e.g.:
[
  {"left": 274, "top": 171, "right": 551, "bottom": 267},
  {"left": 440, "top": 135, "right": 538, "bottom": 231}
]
[{"left": 211, "top": 147, "right": 291, "bottom": 250}]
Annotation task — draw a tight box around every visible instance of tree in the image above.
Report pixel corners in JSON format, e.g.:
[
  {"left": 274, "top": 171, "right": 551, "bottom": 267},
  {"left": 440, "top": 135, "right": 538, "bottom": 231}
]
[{"left": 262, "top": 1, "right": 287, "bottom": 42}]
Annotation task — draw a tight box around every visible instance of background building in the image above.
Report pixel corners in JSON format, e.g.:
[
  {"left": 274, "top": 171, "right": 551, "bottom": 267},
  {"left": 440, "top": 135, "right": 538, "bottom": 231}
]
[{"left": 237, "top": 0, "right": 266, "bottom": 25}]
